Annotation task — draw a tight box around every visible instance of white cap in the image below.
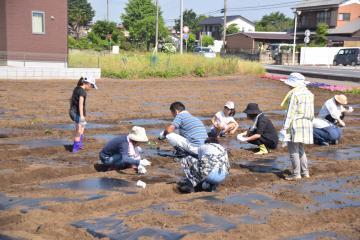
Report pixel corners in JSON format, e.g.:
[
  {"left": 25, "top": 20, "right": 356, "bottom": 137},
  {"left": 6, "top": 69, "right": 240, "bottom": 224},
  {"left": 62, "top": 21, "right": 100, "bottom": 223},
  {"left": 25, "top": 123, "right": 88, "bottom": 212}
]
[
  {"left": 83, "top": 77, "right": 98, "bottom": 89},
  {"left": 282, "top": 73, "right": 309, "bottom": 88},
  {"left": 224, "top": 101, "right": 235, "bottom": 110},
  {"left": 128, "top": 126, "right": 149, "bottom": 142}
]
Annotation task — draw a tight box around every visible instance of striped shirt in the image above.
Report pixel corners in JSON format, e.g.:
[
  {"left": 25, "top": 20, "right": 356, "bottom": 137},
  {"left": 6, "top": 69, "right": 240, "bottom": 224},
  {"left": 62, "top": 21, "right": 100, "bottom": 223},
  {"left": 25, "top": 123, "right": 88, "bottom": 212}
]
[
  {"left": 283, "top": 87, "right": 314, "bottom": 144},
  {"left": 172, "top": 111, "right": 208, "bottom": 146}
]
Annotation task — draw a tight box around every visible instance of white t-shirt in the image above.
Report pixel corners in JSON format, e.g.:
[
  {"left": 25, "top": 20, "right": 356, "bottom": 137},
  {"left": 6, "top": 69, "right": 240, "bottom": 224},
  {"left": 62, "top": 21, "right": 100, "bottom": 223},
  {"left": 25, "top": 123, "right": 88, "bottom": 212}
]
[
  {"left": 214, "top": 111, "right": 236, "bottom": 128},
  {"left": 313, "top": 118, "right": 332, "bottom": 129},
  {"left": 319, "top": 98, "right": 344, "bottom": 120}
]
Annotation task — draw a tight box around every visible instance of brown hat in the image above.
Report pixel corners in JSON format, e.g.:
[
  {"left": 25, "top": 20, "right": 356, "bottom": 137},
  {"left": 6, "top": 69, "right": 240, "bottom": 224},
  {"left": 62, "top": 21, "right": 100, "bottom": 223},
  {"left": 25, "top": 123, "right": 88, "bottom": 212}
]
[{"left": 334, "top": 95, "right": 347, "bottom": 105}]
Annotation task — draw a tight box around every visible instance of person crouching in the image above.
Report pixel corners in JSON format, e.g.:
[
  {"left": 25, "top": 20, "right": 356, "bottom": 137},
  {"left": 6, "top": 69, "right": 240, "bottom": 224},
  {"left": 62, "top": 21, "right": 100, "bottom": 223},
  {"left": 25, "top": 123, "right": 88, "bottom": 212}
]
[
  {"left": 237, "top": 103, "right": 278, "bottom": 154},
  {"left": 94, "top": 126, "right": 151, "bottom": 174},
  {"left": 177, "top": 137, "right": 230, "bottom": 193}
]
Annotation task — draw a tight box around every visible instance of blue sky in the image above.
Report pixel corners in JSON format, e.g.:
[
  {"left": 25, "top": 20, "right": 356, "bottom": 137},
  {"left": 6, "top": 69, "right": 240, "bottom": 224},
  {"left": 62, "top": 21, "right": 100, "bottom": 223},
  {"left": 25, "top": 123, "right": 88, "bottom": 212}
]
[{"left": 88, "top": 0, "right": 294, "bottom": 25}]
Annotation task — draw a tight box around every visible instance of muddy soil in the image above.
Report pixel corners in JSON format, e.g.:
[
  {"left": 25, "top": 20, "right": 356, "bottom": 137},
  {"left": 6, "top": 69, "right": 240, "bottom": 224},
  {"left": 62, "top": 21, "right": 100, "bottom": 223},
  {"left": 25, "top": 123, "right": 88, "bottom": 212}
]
[{"left": 0, "top": 75, "right": 359, "bottom": 240}]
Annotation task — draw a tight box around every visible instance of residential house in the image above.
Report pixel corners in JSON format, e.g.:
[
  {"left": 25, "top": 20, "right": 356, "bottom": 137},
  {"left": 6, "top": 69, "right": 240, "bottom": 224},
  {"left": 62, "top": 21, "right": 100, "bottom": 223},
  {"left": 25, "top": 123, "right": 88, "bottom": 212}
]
[
  {"left": 226, "top": 32, "right": 293, "bottom": 53},
  {"left": 294, "top": 0, "right": 360, "bottom": 46},
  {"left": 199, "top": 15, "right": 255, "bottom": 40},
  {"left": 0, "top": 0, "right": 68, "bottom": 67}
]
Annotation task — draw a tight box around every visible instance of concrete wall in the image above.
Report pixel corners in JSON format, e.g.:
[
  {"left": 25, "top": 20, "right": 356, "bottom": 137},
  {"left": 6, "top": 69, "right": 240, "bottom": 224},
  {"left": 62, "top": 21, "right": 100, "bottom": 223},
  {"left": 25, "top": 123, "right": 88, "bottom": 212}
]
[
  {"left": 0, "top": 67, "right": 101, "bottom": 80},
  {"left": 3, "top": 0, "right": 67, "bottom": 61},
  {"left": 300, "top": 47, "right": 344, "bottom": 65}
]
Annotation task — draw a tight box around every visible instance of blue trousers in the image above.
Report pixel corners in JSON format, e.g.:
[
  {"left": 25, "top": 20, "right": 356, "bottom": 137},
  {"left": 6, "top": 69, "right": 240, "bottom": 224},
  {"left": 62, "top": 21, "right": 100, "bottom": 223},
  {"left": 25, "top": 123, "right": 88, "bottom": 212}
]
[
  {"left": 205, "top": 167, "right": 227, "bottom": 185},
  {"left": 99, "top": 152, "right": 139, "bottom": 169},
  {"left": 313, "top": 126, "right": 341, "bottom": 145}
]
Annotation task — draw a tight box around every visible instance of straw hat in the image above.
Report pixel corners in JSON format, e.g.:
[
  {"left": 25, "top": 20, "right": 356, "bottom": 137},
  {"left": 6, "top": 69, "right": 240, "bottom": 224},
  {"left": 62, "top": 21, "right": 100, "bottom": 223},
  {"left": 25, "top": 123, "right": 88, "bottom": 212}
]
[
  {"left": 128, "top": 126, "right": 148, "bottom": 142},
  {"left": 334, "top": 94, "right": 347, "bottom": 105},
  {"left": 281, "top": 73, "right": 309, "bottom": 88},
  {"left": 224, "top": 101, "right": 235, "bottom": 110}
]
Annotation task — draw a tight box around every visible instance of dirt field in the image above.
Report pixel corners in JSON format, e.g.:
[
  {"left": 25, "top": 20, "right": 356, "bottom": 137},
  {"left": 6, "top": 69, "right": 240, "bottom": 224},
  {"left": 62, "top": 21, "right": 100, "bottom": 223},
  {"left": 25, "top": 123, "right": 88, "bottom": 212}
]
[{"left": 0, "top": 75, "right": 359, "bottom": 240}]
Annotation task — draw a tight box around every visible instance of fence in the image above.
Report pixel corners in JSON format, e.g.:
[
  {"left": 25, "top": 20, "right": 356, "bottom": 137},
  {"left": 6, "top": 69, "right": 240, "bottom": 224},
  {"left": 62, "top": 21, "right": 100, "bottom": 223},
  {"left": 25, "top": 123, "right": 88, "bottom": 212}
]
[{"left": 0, "top": 51, "right": 68, "bottom": 68}]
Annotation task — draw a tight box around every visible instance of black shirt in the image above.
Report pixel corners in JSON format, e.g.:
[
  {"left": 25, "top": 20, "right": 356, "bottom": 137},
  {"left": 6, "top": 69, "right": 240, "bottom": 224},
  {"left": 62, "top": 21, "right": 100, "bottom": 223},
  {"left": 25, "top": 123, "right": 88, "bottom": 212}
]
[
  {"left": 251, "top": 114, "right": 278, "bottom": 145},
  {"left": 70, "top": 86, "right": 87, "bottom": 116}
]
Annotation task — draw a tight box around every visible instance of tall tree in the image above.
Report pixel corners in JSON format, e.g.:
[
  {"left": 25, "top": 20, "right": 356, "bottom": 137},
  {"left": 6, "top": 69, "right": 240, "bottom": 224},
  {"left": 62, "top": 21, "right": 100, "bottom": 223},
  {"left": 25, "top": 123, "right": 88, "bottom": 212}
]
[
  {"left": 175, "top": 9, "right": 206, "bottom": 34},
  {"left": 255, "top": 12, "right": 292, "bottom": 32},
  {"left": 122, "top": 0, "right": 168, "bottom": 50},
  {"left": 314, "top": 23, "right": 328, "bottom": 46},
  {"left": 226, "top": 23, "right": 240, "bottom": 34},
  {"left": 175, "top": 9, "right": 206, "bottom": 35},
  {"left": 68, "top": 0, "right": 95, "bottom": 39}
]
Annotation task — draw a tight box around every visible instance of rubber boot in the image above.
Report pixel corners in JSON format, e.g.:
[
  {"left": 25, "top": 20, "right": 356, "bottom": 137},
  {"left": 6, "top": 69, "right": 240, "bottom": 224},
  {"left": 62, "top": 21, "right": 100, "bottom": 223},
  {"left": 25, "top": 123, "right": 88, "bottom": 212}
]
[
  {"left": 72, "top": 141, "right": 80, "bottom": 153},
  {"left": 79, "top": 134, "right": 84, "bottom": 149},
  {"left": 254, "top": 144, "right": 269, "bottom": 155}
]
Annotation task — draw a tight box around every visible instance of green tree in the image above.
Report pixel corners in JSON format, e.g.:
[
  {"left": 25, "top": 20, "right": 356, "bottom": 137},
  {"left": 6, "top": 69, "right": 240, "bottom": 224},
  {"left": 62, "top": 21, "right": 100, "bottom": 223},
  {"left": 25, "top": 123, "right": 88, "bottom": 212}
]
[
  {"left": 314, "top": 23, "right": 328, "bottom": 46},
  {"left": 175, "top": 9, "right": 206, "bottom": 35},
  {"left": 122, "top": 0, "right": 168, "bottom": 50},
  {"left": 91, "top": 20, "right": 125, "bottom": 44},
  {"left": 68, "top": 0, "right": 95, "bottom": 39},
  {"left": 255, "top": 12, "right": 292, "bottom": 32},
  {"left": 201, "top": 35, "right": 214, "bottom": 47},
  {"left": 227, "top": 23, "right": 240, "bottom": 34}
]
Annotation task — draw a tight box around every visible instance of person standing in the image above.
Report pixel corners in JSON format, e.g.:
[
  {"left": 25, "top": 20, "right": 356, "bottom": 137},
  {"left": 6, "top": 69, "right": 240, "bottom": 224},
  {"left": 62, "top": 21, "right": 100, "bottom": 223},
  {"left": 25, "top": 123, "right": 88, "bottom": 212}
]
[
  {"left": 69, "top": 77, "right": 98, "bottom": 153},
  {"left": 280, "top": 73, "right": 314, "bottom": 181},
  {"left": 237, "top": 103, "right": 278, "bottom": 154},
  {"left": 159, "top": 102, "right": 208, "bottom": 157}
]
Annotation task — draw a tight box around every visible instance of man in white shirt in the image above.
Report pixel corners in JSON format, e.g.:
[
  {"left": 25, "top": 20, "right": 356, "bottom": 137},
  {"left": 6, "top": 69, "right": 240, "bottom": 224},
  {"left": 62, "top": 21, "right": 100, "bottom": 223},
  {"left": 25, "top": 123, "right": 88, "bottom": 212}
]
[{"left": 318, "top": 95, "right": 353, "bottom": 127}]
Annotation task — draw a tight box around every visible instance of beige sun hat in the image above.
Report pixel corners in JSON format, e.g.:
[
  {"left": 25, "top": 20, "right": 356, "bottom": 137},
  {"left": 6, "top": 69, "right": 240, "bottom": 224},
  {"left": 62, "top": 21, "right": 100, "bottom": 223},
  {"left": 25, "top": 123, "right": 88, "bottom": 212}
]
[
  {"left": 128, "top": 126, "right": 148, "bottom": 142},
  {"left": 224, "top": 101, "right": 235, "bottom": 109},
  {"left": 334, "top": 94, "right": 347, "bottom": 105}
]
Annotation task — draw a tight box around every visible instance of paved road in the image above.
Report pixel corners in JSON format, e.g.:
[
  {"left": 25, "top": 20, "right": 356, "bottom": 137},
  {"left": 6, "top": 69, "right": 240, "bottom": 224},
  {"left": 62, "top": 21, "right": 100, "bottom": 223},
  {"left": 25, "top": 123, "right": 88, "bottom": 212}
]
[{"left": 265, "top": 65, "right": 360, "bottom": 82}]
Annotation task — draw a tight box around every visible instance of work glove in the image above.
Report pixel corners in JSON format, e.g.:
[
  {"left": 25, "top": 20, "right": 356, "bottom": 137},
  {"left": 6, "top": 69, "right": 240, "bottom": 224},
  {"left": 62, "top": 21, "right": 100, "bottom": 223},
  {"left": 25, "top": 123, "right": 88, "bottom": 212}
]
[
  {"left": 348, "top": 106, "right": 354, "bottom": 113},
  {"left": 136, "top": 146, "right": 143, "bottom": 154},
  {"left": 140, "top": 159, "right": 151, "bottom": 166},
  {"left": 236, "top": 134, "right": 247, "bottom": 142},
  {"left": 158, "top": 131, "right": 166, "bottom": 140},
  {"left": 79, "top": 117, "right": 87, "bottom": 126},
  {"left": 137, "top": 165, "right": 147, "bottom": 174}
]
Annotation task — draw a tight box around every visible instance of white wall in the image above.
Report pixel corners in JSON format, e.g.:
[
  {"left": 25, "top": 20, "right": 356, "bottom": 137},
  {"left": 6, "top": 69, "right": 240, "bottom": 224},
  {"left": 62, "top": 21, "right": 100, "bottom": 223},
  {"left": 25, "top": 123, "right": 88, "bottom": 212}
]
[
  {"left": 300, "top": 47, "right": 343, "bottom": 65},
  {"left": 227, "top": 19, "right": 255, "bottom": 32},
  {"left": 6, "top": 60, "right": 67, "bottom": 68},
  {"left": 0, "top": 66, "right": 101, "bottom": 80}
]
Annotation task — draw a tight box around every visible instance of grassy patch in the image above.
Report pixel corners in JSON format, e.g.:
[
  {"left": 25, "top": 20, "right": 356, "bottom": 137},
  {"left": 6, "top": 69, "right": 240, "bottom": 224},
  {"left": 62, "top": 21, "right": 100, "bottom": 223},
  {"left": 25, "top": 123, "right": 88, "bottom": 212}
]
[{"left": 68, "top": 51, "right": 264, "bottom": 79}]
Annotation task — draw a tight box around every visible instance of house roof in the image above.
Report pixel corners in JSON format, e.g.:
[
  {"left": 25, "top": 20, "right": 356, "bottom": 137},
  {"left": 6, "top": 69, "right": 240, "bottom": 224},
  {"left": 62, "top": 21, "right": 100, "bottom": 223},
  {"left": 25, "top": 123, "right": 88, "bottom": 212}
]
[
  {"left": 328, "top": 18, "right": 360, "bottom": 34},
  {"left": 227, "top": 32, "right": 293, "bottom": 40},
  {"left": 199, "top": 15, "right": 254, "bottom": 26},
  {"left": 295, "top": 0, "right": 344, "bottom": 9}
]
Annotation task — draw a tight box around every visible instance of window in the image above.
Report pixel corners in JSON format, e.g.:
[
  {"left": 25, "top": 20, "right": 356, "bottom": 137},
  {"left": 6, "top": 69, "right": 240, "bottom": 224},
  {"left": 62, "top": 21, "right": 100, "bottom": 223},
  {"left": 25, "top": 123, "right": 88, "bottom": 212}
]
[
  {"left": 338, "top": 50, "right": 344, "bottom": 55},
  {"left": 338, "top": 13, "right": 351, "bottom": 21},
  {"left": 32, "top": 11, "right": 45, "bottom": 34},
  {"left": 316, "top": 11, "right": 331, "bottom": 24}
]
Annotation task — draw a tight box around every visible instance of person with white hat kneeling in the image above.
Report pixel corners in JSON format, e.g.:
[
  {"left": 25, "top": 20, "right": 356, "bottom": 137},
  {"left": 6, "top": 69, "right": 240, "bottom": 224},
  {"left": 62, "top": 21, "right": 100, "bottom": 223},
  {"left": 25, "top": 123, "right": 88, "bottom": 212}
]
[
  {"left": 94, "top": 126, "right": 151, "bottom": 174},
  {"left": 318, "top": 94, "right": 353, "bottom": 127},
  {"left": 280, "top": 73, "right": 314, "bottom": 181}
]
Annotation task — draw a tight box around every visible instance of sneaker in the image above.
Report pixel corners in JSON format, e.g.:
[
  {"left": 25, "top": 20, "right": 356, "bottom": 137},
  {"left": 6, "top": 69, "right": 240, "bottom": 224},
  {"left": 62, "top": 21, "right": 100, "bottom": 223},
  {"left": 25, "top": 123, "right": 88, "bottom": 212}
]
[
  {"left": 302, "top": 173, "right": 310, "bottom": 178},
  {"left": 177, "top": 179, "right": 194, "bottom": 194},
  {"left": 320, "top": 142, "right": 330, "bottom": 146},
  {"left": 284, "top": 175, "right": 301, "bottom": 181}
]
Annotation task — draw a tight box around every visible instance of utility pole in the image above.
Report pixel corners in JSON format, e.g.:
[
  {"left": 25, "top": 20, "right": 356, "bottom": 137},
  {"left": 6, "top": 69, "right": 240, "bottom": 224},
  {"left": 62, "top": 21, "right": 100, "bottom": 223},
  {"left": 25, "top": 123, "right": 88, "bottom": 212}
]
[
  {"left": 222, "top": 0, "right": 227, "bottom": 53},
  {"left": 292, "top": 11, "right": 301, "bottom": 65},
  {"left": 180, "top": 0, "right": 183, "bottom": 54},
  {"left": 106, "top": 0, "right": 109, "bottom": 21},
  {"left": 155, "top": 0, "right": 159, "bottom": 54}
]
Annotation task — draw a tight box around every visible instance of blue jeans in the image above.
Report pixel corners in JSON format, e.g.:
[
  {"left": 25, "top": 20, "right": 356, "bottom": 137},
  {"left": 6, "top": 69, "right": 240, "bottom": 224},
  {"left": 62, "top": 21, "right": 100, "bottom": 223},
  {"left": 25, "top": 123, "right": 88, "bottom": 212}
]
[
  {"left": 205, "top": 167, "right": 227, "bottom": 185},
  {"left": 99, "top": 152, "right": 139, "bottom": 169},
  {"left": 314, "top": 126, "right": 341, "bottom": 145}
]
